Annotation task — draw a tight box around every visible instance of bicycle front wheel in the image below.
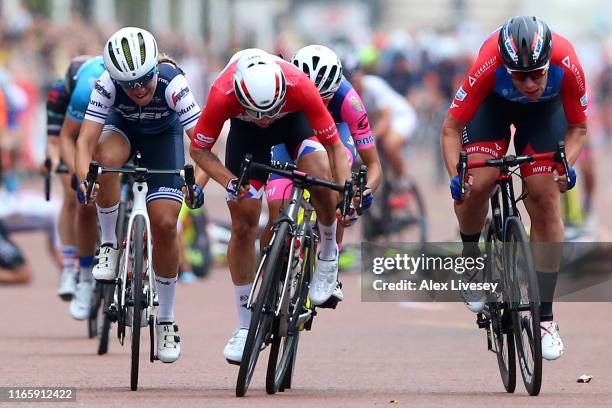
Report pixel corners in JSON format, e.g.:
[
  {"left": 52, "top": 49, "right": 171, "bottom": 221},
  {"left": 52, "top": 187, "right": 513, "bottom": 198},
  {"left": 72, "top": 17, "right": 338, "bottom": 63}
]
[
  {"left": 504, "top": 216, "right": 541, "bottom": 396},
  {"left": 236, "top": 222, "right": 290, "bottom": 397},
  {"left": 484, "top": 220, "right": 516, "bottom": 393},
  {"left": 130, "top": 215, "right": 146, "bottom": 391}
]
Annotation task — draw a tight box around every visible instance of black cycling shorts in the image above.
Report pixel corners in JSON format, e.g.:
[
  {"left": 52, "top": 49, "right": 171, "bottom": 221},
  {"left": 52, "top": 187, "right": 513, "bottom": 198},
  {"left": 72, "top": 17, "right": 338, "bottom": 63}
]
[
  {"left": 462, "top": 93, "right": 568, "bottom": 176},
  {"left": 0, "top": 220, "right": 25, "bottom": 270},
  {"left": 225, "top": 113, "right": 314, "bottom": 187}
]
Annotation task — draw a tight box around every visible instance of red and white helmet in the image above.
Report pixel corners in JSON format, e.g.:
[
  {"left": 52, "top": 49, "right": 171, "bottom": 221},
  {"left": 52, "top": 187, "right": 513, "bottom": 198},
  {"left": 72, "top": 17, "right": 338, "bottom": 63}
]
[{"left": 233, "top": 50, "right": 286, "bottom": 117}]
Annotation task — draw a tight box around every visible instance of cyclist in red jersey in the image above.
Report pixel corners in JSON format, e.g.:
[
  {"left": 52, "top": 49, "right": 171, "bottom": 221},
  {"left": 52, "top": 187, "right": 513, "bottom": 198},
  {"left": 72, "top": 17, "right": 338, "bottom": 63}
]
[
  {"left": 190, "top": 49, "right": 351, "bottom": 364},
  {"left": 441, "top": 16, "right": 588, "bottom": 361}
]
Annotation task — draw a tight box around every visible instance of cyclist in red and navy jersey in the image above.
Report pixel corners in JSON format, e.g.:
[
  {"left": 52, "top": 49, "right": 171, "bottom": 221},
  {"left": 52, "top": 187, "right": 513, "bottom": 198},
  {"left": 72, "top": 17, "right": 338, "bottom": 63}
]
[
  {"left": 441, "top": 16, "right": 588, "bottom": 361},
  {"left": 190, "top": 48, "right": 351, "bottom": 364}
]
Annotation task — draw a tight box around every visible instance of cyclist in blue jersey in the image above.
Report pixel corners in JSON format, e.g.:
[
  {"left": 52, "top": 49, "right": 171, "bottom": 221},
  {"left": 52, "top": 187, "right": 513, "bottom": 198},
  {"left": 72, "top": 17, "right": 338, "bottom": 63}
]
[
  {"left": 75, "top": 27, "right": 204, "bottom": 364},
  {"left": 44, "top": 55, "right": 105, "bottom": 319}
]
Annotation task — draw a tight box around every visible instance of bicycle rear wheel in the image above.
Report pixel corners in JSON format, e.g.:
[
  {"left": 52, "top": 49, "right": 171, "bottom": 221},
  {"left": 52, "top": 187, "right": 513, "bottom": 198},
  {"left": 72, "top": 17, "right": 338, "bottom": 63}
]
[
  {"left": 236, "top": 222, "right": 289, "bottom": 397},
  {"left": 484, "top": 221, "right": 516, "bottom": 393},
  {"left": 504, "top": 217, "right": 541, "bottom": 396},
  {"left": 130, "top": 215, "right": 146, "bottom": 391}
]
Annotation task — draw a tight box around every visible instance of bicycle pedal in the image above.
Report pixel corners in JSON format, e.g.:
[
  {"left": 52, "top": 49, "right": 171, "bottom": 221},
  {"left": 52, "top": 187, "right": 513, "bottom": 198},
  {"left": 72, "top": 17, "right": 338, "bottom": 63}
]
[
  {"left": 105, "top": 305, "right": 119, "bottom": 323},
  {"left": 226, "top": 358, "right": 241, "bottom": 366},
  {"left": 476, "top": 313, "right": 490, "bottom": 329},
  {"left": 317, "top": 297, "right": 339, "bottom": 309}
]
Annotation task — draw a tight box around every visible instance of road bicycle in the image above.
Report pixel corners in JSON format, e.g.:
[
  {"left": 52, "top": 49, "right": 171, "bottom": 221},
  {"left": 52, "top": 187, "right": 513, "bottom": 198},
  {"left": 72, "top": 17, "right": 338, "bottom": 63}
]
[
  {"left": 458, "top": 141, "right": 570, "bottom": 396},
  {"left": 234, "top": 154, "right": 364, "bottom": 397},
  {"left": 85, "top": 160, "right": 195, "bottom": 391}
]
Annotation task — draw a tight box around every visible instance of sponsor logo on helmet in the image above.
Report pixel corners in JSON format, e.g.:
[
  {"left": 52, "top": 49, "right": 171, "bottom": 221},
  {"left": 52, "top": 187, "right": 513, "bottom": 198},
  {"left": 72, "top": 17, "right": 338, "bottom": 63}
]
[
  {"left": 195, "top": 133, "right": 215, "bottom": 146},
  {"left": 580, "top": 92, "right": 588, "bottom": 107},
  {"left": 503, "top": 27, "right": 518, "bottom": 63},
  {"left": 95, "top": 81, "right": 111, "bottom": 99},
  {"left": 455, "top": 86, "right": 467, "bottom": 101},
  {"left": 172, "top": 87, "right": 190, "bottom": 107},
  {"left": 532, "top": 22, "right": 544, "bottom": 61},
  {"left": 349, "top": 96, "right": 363, "bottom": 112}
]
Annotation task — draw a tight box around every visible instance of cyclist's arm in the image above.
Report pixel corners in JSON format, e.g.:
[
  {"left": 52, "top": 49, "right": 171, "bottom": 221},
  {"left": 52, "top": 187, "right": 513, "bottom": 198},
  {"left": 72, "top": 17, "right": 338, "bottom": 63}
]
[
  {"left": 184, "top": 126, "right": 210, "bottom": 187},
  {"left": 564, "top": 124, "right": 588, "bottom": 166},
  {"left": 75, "top": 118, "right": 104, "bottom": 181},
  {"left": 440, "top": 113, "right": 466, "bottom": 178},
  {"left": 371, "top": 106, "right": 392, "bottom": 139},
  {"left": 45, "top": 80, "right": 69, "bottom": 170},
  {"left": 190, "top": 87, "right": 236, "bottom": 188},
  {"left": 59, "top": 117, "right": 81, "bottom": 174},
  {"left": 357, "top": 147, "right": 382, "bottom": 192}
]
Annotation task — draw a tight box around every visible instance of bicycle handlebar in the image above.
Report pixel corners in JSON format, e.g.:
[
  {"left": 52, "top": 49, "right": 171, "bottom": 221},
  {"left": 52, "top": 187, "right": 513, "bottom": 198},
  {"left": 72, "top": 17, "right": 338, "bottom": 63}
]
[
  {"left": 235, "top": 154, "right": 357, "bottom": 217},
  {"left": 457, "top": 141, "right": 571, "bottom": 198},
  {"left": 84, "top": 161, "right": 195, "bottom": 204},
  {"left": 44, "top": 159, "right": 70, "bottom": 201}
]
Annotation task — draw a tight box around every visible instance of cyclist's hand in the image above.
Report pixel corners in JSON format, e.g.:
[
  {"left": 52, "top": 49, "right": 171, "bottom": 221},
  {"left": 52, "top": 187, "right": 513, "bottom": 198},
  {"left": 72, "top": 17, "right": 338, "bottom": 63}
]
[
  {"left": 360, "top": 188, "right": 374, "bottom": 210},
  {"left": 553, "top": 166, "right": 576, "bottom": 192},
  {"left": 182, "top": 184, "right": 205, "bottom": 209},
  {"left": 450, "top": 174, "right": 473, "bottom": 203},
  {"left": 338, "top": 206, "right": 359, "bottom": 227},
  {"left": 77, "top": 180, "right": 98, "bottom": 205},
  {"left": 226, "top": 178, "right": 249, "bottom": 201}
]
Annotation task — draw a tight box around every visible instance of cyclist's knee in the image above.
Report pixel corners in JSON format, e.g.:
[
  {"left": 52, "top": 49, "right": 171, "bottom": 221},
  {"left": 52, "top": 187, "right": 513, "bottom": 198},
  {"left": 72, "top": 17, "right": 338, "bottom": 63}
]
[
  {"left": 152, "top": 216, "right": 178, "bottom": 242},
  {"left": 231, "top": 219, "right": 258, "bottom": 242}
]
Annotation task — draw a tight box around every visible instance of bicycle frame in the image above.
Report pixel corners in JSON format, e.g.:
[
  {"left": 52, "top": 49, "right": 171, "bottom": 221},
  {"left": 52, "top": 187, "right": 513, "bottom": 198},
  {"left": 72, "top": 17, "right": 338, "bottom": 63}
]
[{"left": 117, "top": 181, "right": 155, "bottom": 318}]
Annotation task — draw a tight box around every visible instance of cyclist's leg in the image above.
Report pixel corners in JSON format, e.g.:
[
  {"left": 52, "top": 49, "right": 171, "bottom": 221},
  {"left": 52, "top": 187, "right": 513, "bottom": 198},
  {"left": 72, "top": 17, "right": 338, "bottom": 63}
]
[
  {"left": 56, "top": 172, "right": 78, "bottom": 298},
  {"left": 88, "top": 118, "right": 132, "bottom": 281},
  {"left": 515, "top": 96, "right": 566, "bottom": 323},
  {"left": 263, "top": 143, "right": 294, "bottom": 249},
  {"left": 331, "top": 123, "right": 356, "bottom": 245},
  {"left": 222, "top": 119, "right": 273, "bottom": 363},
  {"left": 456, "top": 94, "right": 511, "bottom": 245}
]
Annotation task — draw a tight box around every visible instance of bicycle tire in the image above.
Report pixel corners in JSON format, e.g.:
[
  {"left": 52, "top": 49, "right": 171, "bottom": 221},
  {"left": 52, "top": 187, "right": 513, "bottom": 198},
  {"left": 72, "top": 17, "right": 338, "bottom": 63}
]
[
  {"left": 504, "top": 216, "right": 542, "bottom": 396},
  {"left": 130, "top": 215, "right": 146, "bottom": 391},
  {"left": 88, "top": 283, "right": 102, "bottom": 339},
  {"left": 485, "top": 221, "right": 516, "bottom": 393},
  {"left": 266, "top": 232, "right": 313, "bottom": 394},
  {"left": 236, "top": 222, "right": 289, "bottom": 397},
  {"left": 97, "top": 283, "right": 115, "bottom": 355}
]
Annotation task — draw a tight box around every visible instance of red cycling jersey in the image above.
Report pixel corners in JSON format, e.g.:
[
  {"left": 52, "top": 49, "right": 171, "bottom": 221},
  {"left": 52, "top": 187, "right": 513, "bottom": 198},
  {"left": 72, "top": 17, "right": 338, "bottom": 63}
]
[
  {"left": 191, "top": 58, "right": 339, "bottom": 150},
  {"left": 449, "top": 31, "right": 588, "bottom": 126}
]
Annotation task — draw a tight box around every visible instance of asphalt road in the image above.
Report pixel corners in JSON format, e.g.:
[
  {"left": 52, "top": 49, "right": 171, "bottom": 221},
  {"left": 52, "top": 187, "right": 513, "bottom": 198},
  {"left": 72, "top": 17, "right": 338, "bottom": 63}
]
[{"left": 2, "top": 145, "right": 611, "bottom": 407}]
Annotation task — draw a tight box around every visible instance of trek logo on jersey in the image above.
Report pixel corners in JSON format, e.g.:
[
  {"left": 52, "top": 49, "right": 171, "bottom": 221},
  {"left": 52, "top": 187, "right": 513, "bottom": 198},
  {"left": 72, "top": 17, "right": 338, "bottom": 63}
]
[
  {"left": 349, "top": 96, "right": 363, "bottom": 113},
  {"left": 172, "top": 87, "right": 190, "bottom": 107},
  {"left": 95, "top": 81, "right": 111, "bottom": 99},
  {"left": 580, "top": 92, "right": 588, "bottom": 107},
  {"left": 455, "top": 87, "right": 467, "bottom": 101},
  {"left": 120, "top": 111, "right": 172, "bottom": 120}
]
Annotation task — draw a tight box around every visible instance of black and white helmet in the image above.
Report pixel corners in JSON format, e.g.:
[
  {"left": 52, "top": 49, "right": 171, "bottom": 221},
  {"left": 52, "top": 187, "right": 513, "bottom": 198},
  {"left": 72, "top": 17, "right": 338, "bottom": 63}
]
[
  {"left": 292, "top": 45, "right": 343, "bottom": 98},
  {"left": 103, "top": 27, "right": 158, "bottom": 83}
]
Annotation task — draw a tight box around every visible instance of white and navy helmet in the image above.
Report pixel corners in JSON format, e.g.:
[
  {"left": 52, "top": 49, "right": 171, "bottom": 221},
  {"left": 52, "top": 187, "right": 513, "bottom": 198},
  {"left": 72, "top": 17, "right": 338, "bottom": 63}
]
[
  {"left": 292, "top": 45, "right": 343, "bottom": 98},
  {"left": 103, "top": 27, "right": 158, "bottom": 87},
  {"left": 233, "top": 50, "right": 286, "bottom": 118}
]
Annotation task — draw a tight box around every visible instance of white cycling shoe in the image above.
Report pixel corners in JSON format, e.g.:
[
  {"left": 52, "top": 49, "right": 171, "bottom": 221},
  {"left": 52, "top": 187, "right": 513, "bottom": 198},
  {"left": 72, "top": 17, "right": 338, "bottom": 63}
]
[
  {"left": 69, "top": 281, "right": 94, "bottom": 320},
  {"left": 309, "top": 252, "right": 339, "bottom": 306},
  {"left": 92, "top": 244, "right": 120, "bottom": 281},
  {"left": 57, "top": 268, "right": 77, "bottom": 301},
  {"left": 541, "top": 321, "right": 564, "bottom": 360},
  {"left": 223, "top": 328, "right": 248, "bottom": 365},
  {"left": 156, "top": 321, "right": 181, "bottom": 363}
]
